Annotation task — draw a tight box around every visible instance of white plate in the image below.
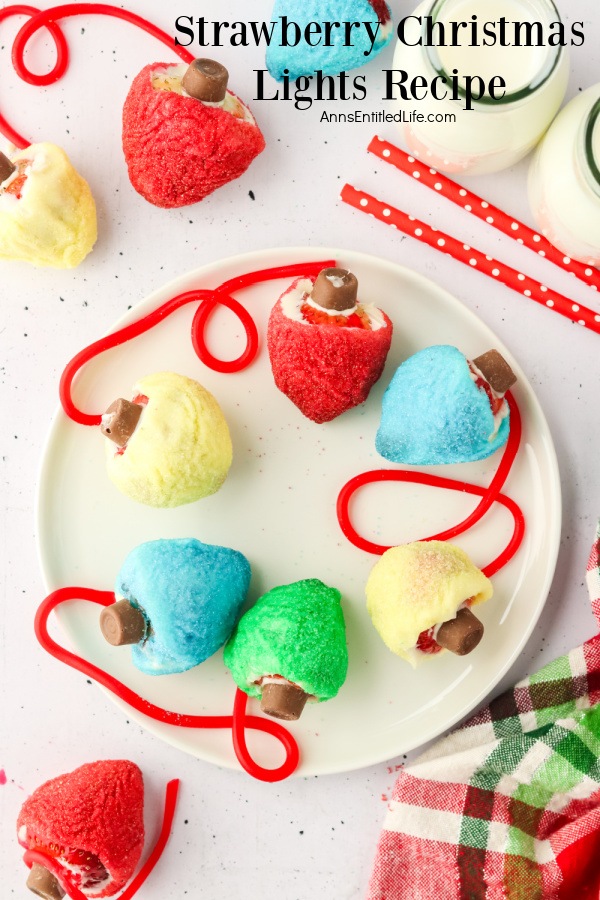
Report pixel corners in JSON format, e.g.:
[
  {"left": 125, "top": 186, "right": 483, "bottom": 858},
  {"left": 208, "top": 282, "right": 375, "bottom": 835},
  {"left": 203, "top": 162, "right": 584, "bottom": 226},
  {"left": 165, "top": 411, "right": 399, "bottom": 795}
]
[{"left": 36, "top": 247, "right": 561, "bottom": 777}]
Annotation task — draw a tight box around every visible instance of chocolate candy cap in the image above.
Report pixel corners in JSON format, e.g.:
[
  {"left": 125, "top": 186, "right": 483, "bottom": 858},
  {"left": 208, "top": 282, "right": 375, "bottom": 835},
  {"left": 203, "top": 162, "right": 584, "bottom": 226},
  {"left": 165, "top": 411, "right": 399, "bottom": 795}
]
[
  {"left": 100, "top": 398, "right": 143, "bottom": 447},
  {"left": 310, "top": 268, "right": 359, "bottom": 312},
  {"left": 100, "top": 599, "right": 147, "bottom": 646},
  {"left": 26, "top": 864, "right": 66, "bottom": 900},
  {"left": 261, "top": 682, "right": 309, "bottom": 720},
  {"left": 436, "top": 608, "right": 484, "bottom": 656},
  {"left": 472, "top": 350, "right": 517, "bottom": 394},
  {"left": 0, "top": 151, "right": 16, "bottom": 185},
  {"left": 182, "top": 59, "right": 229, "bottom": 103}
]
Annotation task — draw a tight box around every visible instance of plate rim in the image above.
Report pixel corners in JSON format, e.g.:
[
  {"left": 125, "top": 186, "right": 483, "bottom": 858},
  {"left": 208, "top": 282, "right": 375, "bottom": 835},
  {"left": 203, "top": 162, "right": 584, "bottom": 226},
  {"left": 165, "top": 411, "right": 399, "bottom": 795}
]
[{"left": 34, "top": 245, "right": 563, "bottom": 777}]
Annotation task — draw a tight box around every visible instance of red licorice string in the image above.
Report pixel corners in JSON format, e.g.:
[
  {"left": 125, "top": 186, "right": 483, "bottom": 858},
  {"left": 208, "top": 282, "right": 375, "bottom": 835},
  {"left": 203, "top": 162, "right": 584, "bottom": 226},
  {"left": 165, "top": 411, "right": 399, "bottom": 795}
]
[
  {"left": 232, "top": 683, "right": 300, "bottom": 781},
  {"left": 190, "top": 260, "right": 337, "bottom": 370},
  {"left": 337, "top": 393, "right": 525, "bottom": 577},
  {"left": 117, "top": 779, "right": 179, "bottom": 900},
  {"left": 215, "top": 261, "right": 337, "bottom": 297},
  {"left": 59, "top": 289, "right": 257, "bottom": 426},
  {"left": 22, "top": 778, "right": 179, "bottom": 900},
  {"left": 0, "top": 3, "right": 194, "bottom": 148},
  {"left": 35, "top": 587, "right": 300, "bottom": 782},
  {"left": 59, "top": 260, "right": 336, "bottom": 425}
]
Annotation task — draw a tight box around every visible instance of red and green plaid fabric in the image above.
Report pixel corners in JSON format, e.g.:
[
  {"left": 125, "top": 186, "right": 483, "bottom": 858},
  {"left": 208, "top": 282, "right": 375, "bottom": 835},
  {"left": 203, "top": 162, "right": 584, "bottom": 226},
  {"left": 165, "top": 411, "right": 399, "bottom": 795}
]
[{"left": 369, "top": 527, "right": 600, "bottom": 900}]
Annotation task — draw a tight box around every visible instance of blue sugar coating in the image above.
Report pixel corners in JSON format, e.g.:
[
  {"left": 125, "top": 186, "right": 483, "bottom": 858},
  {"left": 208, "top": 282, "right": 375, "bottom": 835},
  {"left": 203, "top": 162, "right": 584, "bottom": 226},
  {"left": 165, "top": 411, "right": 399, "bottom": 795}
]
[
  {"left": 266, "top": 0, "right": 393, "bottom": 81},
  {"left": 376, "top": 345, "right": 510, "bottom": 465},
  {"left": 115, "top": 538, "right": 251, "bottom": 676}
]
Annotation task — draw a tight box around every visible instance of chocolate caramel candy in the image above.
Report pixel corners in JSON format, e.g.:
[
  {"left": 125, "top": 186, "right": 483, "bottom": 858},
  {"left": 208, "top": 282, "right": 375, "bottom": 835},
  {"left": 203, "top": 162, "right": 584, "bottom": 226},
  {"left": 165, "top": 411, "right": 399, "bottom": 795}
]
[
  {"left": 182, "top": 59, "right": 229, "bottom": 103},
  {"left": 436, "top": 608, "right": 484, "bottom": 656},
  {"left": 473, "top": 350, "right": 517, "bottom": 395},
  {"left": 261, "top": 681, "right": 309, "bottom": 720},
  {"left": 0, "top": 151, "right": 16, "bottom": 185},
  {"left": 26, "top": 864, "right": 65, "bottom": 900},
  {"left": 100, "top": 399, "right": 143, "bottom": 447},
  {"left": 100, "top": 599, "right": 147, "bottom": 646},
  {"left": 310, "top": 268, "right": 359, "bottom": 312}
]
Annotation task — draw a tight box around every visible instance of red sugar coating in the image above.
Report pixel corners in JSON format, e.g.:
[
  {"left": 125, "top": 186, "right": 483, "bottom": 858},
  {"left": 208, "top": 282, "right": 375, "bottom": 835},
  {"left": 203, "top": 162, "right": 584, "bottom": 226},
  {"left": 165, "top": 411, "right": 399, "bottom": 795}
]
[
  {"left": 122, "top": 63, "right": 265, "bottom": 208},
  {"left": 267, "top": 279, "right": 393, "bottom": 423},
  {"left": 17, "top": 760, "right": 144, "bottom": 897}
]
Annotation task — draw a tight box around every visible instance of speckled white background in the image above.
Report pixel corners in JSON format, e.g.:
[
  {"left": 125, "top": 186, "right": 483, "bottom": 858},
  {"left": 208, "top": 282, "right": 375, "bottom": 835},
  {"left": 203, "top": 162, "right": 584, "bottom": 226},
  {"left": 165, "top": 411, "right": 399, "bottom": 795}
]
[{"left": 1, "top": 1, "right": 599, "bottom": 898}]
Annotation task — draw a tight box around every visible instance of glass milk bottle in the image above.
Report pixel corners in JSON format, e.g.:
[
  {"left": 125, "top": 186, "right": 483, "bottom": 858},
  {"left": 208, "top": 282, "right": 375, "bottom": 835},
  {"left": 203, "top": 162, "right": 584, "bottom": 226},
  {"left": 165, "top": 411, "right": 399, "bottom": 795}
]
[
  {"left": 528, "top": 85, "right": 600, "bottom": 265},
  {"left": 391, "top": 0, "right": 569, "bottom": 174}
]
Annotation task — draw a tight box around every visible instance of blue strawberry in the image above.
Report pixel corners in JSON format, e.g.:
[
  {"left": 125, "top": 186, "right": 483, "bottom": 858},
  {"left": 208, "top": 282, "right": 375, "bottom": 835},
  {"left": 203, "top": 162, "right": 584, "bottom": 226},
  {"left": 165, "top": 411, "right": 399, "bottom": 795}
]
[{"left": 266, "top": 0, "right": 393, "bottom": 80}]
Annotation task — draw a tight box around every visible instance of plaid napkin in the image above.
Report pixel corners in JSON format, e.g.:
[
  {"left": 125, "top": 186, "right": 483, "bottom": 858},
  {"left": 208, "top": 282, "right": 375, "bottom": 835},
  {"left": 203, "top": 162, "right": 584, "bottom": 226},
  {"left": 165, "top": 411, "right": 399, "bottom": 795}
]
[{"left": 368, "top": 528, "right": 600, "bottom": 900}]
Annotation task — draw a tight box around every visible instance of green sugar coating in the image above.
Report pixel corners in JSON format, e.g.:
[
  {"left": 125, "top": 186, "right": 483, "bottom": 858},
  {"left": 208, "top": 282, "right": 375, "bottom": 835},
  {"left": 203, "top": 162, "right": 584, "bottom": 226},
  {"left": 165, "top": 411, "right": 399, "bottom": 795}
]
[{"left": 223, "top": 579, "right": 348, "bottom": 702}]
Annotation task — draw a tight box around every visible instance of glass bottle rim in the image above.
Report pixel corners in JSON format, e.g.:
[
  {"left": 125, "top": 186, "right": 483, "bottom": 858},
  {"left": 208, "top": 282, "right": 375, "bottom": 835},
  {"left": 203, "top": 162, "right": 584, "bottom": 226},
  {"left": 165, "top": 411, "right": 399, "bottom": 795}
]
[
  {"left": 424, "top": 0, "right": 564, "bottom": 107},
  {"left": 582, "top": 98, "right": 600, "bottom": 195}
]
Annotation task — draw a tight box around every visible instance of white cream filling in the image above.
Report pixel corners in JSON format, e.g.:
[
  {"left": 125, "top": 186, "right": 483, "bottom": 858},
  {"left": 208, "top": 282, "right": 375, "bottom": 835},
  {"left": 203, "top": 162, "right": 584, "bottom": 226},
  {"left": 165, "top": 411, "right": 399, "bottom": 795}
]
[
  {"left": 489, "top": 402, "right": 510, "bottom": 441},
  {"left": 280, "top": 281, "right": 387, "bottom": 330},
  {"left": 260, "top": 675, "right": 294, "bottom": 687},
  {"left": 150, "top": 64, "right": 255, "bottom": 124},
  {"left": 378, "top": 20, "right": 393, "bottom": 43},
  {"left": 280, "top": 281, "right": 315, "bottom": 322},
  {"left": 361, "top": 304, "right": 386, "bottom": 329},
  {"left": 57, "top": 857, "right": 111, "bottom": 896},
  {"left": 469, "top": 361, "right": 510, "bottom": 441}
]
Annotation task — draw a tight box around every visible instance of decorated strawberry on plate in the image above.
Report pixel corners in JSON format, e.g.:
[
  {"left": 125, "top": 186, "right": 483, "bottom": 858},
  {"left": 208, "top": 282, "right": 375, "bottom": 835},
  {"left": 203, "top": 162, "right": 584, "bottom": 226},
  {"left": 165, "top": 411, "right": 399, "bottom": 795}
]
[
  {"left": 100, "top": 537, "right": 251, "bottom": 675},
  {"left": 376, "top": 345, "right": 518, "bottom": 465},
  {"left": 17, "top": 760, "right": 144, "bottom": 898},
  {"left": 267, "top": 267, "right": 393, "bottom": 423},
  {"left": 366, "top": 541, "right": 493, "bottom": 666},
  {"left": 224, "top": 579, "right": 348, "bottom": 721},
  {"left": 122, "top": 58, "right": 265, "bottom": 208},
  {"left": 266, "top": 0, "right": 393, "bottom": 80},
  {"left": 0, "top": 144, "right": 97, "bottom": 268},
  {"left": 100, "top": 371, "right": 233, "bottom": 508}
]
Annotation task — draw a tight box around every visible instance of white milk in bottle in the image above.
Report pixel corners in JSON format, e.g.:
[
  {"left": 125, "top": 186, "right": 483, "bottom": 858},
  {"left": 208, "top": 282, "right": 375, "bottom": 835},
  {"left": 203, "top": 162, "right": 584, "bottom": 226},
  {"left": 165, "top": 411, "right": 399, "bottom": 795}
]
[
  {"left": 391, "top": 0, "right": 569, "bottom": 174},
  {"left": 529, "top": 85, "right": 600, "bottom": 265}
]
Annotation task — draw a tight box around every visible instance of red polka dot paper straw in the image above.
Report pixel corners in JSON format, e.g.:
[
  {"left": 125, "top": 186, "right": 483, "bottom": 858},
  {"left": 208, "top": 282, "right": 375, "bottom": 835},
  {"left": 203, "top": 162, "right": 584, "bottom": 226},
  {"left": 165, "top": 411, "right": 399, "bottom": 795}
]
[
  {"left": 340, "top": 184, "right": 600, "bottom": 336},
  {"left": 368, "top": 136, "right": 600, "bottom": 294}
]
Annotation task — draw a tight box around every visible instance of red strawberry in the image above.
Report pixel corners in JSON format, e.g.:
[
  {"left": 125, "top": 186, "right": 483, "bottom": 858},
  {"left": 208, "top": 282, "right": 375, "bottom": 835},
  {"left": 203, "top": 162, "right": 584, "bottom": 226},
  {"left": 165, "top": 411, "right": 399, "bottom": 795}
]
[
  {"left": 122, "top": 61, "right": 265, "bottom": 208},
  {"left": 367, "top": 0, "right": 392, "bottom": 23},
  {"left": 267, "top": 276, "right": 393, "bottom": 423},
  {"left": 416, "top": 627, "right": 442, "bottom": 655},
  {"left": 473, "top": 375, "right": 505, "bottom": 416},
  {"left": 17, "top": 760, "right": 144, "bottom": 898},
  {"left": 5, "top": 173, "right": 27, "bottom": 198}
]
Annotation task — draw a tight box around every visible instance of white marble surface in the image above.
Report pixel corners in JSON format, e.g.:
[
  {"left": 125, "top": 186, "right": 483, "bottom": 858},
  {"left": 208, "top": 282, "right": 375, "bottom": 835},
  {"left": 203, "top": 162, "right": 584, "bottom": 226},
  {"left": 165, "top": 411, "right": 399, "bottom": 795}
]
[{"left": 1, "top": 1, "right": 599, "bottom": 897}]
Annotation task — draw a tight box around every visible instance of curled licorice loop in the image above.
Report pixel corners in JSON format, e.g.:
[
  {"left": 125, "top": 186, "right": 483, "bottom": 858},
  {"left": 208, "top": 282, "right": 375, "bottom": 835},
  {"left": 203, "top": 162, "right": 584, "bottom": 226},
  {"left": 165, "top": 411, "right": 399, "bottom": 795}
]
[
  {"left": 59, "top": 260, "right": 336, "bottom": 425},
  {"left": 337, "top": 393, "right": 525, "bottom": 577},
  {"left": 0, "top": 3, "right": 193, "bottom": 147},
  {"left": 35, "top": 588, "right": 300, "bottom": 781}
]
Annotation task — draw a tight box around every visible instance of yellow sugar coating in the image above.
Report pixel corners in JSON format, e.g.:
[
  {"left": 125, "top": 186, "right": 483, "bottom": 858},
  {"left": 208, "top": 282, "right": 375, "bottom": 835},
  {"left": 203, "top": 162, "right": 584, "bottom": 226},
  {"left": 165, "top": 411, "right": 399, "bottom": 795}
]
[
  {"left": 105, "top": 372, "right": 233, "bottom": 508},
  {"left": 366, "top": 541, "right": 493, "bottom": 664},
  {"left": 0, "top": 143, "right": 96, "bottom": 268}
]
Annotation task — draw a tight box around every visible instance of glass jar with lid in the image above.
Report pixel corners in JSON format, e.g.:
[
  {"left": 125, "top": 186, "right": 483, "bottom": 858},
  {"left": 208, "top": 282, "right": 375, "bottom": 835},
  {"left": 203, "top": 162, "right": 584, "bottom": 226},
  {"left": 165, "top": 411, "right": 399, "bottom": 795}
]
[
  {"left": 528, "top": 85, "right": 600, "bottom": 265},
  {"left": 391, "top": 0, "right": 569, "bottom": 174}
]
